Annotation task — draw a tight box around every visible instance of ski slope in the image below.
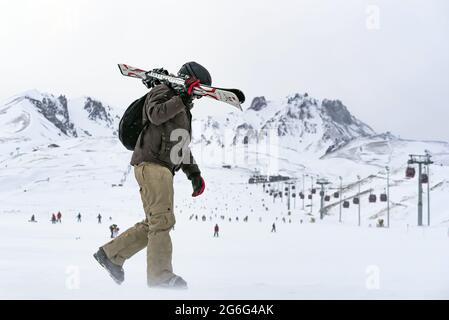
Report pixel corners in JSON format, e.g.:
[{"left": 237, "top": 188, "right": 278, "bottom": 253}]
[{"left": 0, "top": 138, "right": 449, "bottom": 299}]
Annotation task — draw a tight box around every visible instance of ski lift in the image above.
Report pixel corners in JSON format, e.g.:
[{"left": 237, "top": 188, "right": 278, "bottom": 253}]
[
  {"left": 279, "top": 192, "right": 283, "bottom": 198},
  {"left": 267, "top": 184, "right": 271, "bottom": 187},
  {"left": 299, "top": 193, "right": 305, "bottom": 199},
  {"left": 343, "top": 201, "right": 350, "bottom": 208},
  {"left": 420, "top": 173, "right": 429, "bottom": 184},
  {"left": 319, "top": 191, "right": 325, "bottom": 197},
  {"left": 292, "top": 186, "right": 296, "bottom": 190},
  {"left": 311, "top": 188, "right": 316, "bottom": 194},
  {"left": 380, "top": 193, "right": 387, "bottom": 202},
  {"left": 266, "top": 190, "right": 269, "bottom": 194},
  {"left": 405, "top": 166, "right": 415, "bottom": 178},
  {"left": 285, "top": 187, "right": 289, "bottom": 192},
  {"left": 333, "top": 192, "right": 340, "bottom": 198},
  {"left": 308, "top": 194, "right": 312, "bottom": 200},
  {"left": 324, "top": 195, "right": 330, "bottom": 202},
  {"left": 269, "top": 191, "right": 273, "bottom": 196},
  {"left": 284, "top": 192, "right": 288, "bottom": 196},
  {"left": 353, "top": 197, "right": 360, "bottom": 205},
  {"left": 369, "top": 194, "right": 377, "bottom": 203},
  {"left": 292, "top": 193, "right": 296, "bottom": 198}
]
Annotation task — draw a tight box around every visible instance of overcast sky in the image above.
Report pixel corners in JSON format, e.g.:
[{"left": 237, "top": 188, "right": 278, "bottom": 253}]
[{"left": 1, "top": 0, "right": 448, "bottom": 141}]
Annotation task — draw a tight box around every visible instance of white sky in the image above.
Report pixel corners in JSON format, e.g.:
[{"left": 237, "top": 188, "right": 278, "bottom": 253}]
[{"left": 1, "top": 0, "right": 448, "bottom": 141}]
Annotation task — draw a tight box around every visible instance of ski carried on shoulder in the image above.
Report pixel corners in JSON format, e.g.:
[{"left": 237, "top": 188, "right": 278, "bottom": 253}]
[{"left": 118, "top": 64, "right": 245, "bottom": 111}]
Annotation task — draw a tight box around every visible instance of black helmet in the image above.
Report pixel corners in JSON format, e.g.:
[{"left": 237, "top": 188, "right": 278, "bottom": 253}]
[{"left": 178, "top": 61, "right": 212, "bottom": 86}]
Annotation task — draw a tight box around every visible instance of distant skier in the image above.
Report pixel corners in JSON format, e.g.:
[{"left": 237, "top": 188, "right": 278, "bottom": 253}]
[
  {"left": 109, "top": 224, "right": 117, "bottom": 238},
  {"left": 57, "top": 211, "right": 62, "bottom": 223},
  {"left": 29, "top": 214, "right": 36, "bottom": 223},
  {"left": 97, "top": 214, "right": 102, "bottom": 224},
  {"left": 51, "top": 214, "right": 57, "bottom": 224},
  {"left": 271, "top": 223, "right": 276, "bottom": 233},
  {"left": 377, "top": 219, "right": 384, "bottom": 228},
  {"left": 214, "top": 224, "right": 219, "bottom": 237},
  {"left": 112, "top": 226, "right": 120, "bottom": 238},
  {"left": 77, "top": 213, "right": 82, "bottom": 223}
]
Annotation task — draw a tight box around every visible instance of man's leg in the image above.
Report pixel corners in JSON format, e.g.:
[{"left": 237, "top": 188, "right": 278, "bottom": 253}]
[
  {"left": 101, "top": 221, "right": 149, "bottom": 266},
  {"left": 137, "top": 163, "right": 176, "bottom": 286}
]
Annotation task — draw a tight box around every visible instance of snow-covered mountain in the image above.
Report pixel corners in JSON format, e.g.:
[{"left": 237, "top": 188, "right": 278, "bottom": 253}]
[
  {"left": 1, "top": 89, "right": 449, "bottom": 227},
  {"left": 0, "top": 90, "right": 119, "bottom": 144},
  {"left": 193, "top": 93, "right": 376, "bottom": 157}
]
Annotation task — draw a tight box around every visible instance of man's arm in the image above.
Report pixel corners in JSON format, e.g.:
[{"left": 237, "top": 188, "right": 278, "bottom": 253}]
[
  {"left": 181, "top": 150, "right": 201, "bottom": 179},
  {"left": 145, "top": 84, "right": 185, "bottom": 126},
  {"left": 182, "top": 150, "right": 205, "bottom": 197}
]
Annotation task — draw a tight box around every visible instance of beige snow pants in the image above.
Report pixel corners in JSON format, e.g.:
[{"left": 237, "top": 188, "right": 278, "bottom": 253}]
[{"left": 102, "top": 162, "right": 176, "bottom": 286}]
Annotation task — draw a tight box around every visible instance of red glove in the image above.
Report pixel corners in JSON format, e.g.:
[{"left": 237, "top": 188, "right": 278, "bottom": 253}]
[
  {"left": 185, "top": 77, "right": 201, "bottom": 95},
  {"left": 190, "top": 174, "right": 205, "bottom": 197}
]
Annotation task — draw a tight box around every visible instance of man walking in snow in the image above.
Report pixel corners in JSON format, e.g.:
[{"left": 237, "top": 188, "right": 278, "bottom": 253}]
[
  {"left": 77, "top": 213, "right": 81, "bottom": 223},
  {"left": 57, "top": 211, "right": 62, "bottom": 223},
  {"left": 94, "top": 62, "right": 209, "bottom": 289},
  {"left": 271, "top": 223, "right": 276, "bottom": 233},
  {"left": 97, "top": 214, "right": 102, "bottom": 224}
]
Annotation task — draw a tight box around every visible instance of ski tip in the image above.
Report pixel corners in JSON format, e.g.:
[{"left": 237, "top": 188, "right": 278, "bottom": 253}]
[
  {"left": 228, "top": 89, "right": 245, "bottom": 104},
  {"left": 117, "top": 64, "right": 126, "bottom": 75},
  {"left": 236, "top": 89, "right": 245, "bottom": 104}
]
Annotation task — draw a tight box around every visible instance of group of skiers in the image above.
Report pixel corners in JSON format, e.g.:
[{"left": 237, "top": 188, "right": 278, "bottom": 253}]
[
  {"left": 50, "top": 211, "right": 63, "bottom": 224},
  {"left": 37, "top": 212, "right": 108, "bottom": 224},
  {"left": 29, "top": 212, "right": 120, "bottom": 239},
  {"left": 30, "top": 212, "right": 115, "bottom": 228}
]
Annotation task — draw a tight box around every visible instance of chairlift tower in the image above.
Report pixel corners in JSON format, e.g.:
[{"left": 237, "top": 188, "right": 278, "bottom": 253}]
[
  {"left": 316, "top": 179, "right": 331, "bottom": 220},
  {"left": 386, "top": 166, "right": 390, "bottom": 228},
  {"left": 407, "top": 154, "right": 433, "bottom": 226},
  {"left": 284, "top": 181, "right": 296, "bottom": 211},
  {"left": 357, "top": 175, "right": 362, "bottom": 227},
  {"left": 338, "top": 176, "right": 343, "bottom": 223}
]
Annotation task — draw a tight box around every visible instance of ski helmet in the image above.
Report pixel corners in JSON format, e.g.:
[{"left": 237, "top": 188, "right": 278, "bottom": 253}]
[{"left": 178, "top": 62, "right": 212, "bottom": 86}]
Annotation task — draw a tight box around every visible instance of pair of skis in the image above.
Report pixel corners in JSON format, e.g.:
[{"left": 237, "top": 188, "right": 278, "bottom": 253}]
[{"left": 118, "top": 64, "right": 245, "bottom": 111}]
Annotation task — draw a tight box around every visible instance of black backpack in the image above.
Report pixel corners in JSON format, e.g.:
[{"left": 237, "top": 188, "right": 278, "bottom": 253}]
[{"left": 118, "top": 93, "right": 148, "bottom": 151}]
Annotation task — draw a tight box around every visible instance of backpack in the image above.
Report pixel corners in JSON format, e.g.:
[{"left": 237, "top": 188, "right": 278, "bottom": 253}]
[{"left": 118, "top": 93, "right": 148, "bottom": 151}]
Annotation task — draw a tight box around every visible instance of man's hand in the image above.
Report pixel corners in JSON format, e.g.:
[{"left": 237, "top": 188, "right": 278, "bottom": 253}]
[
  {"left": 142, "top": 68, "right": 169, "bottom": 89},
  {"left": 185, "top": 77, "right": 201, "bottom": 95},
  {"left": 190, "top": 174, "right": 205, "bottom": 197},
  {"left": 177, "top": 77, "right": 201, "bottom": 107}
]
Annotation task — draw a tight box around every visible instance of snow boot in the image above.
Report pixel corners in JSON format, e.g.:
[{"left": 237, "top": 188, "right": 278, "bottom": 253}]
[
  {"left": 93, "top": 248, "right": 124, "bottom": 285},
  {"left": 153, "top": 275, "right": 188, "bottom": 289}
]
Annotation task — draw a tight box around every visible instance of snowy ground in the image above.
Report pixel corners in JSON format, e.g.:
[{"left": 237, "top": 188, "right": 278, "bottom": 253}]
[
  {"left": 1, "top": 207, "right": 449, "bottom": 299},
  {"left": 1, "top": 138, "right": 449, "bottom": 299}
]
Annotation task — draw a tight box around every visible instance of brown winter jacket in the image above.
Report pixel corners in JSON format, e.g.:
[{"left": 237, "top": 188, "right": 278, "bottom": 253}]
[{"left": 130, "top": 84, "right": 200, "bottom": 179}]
